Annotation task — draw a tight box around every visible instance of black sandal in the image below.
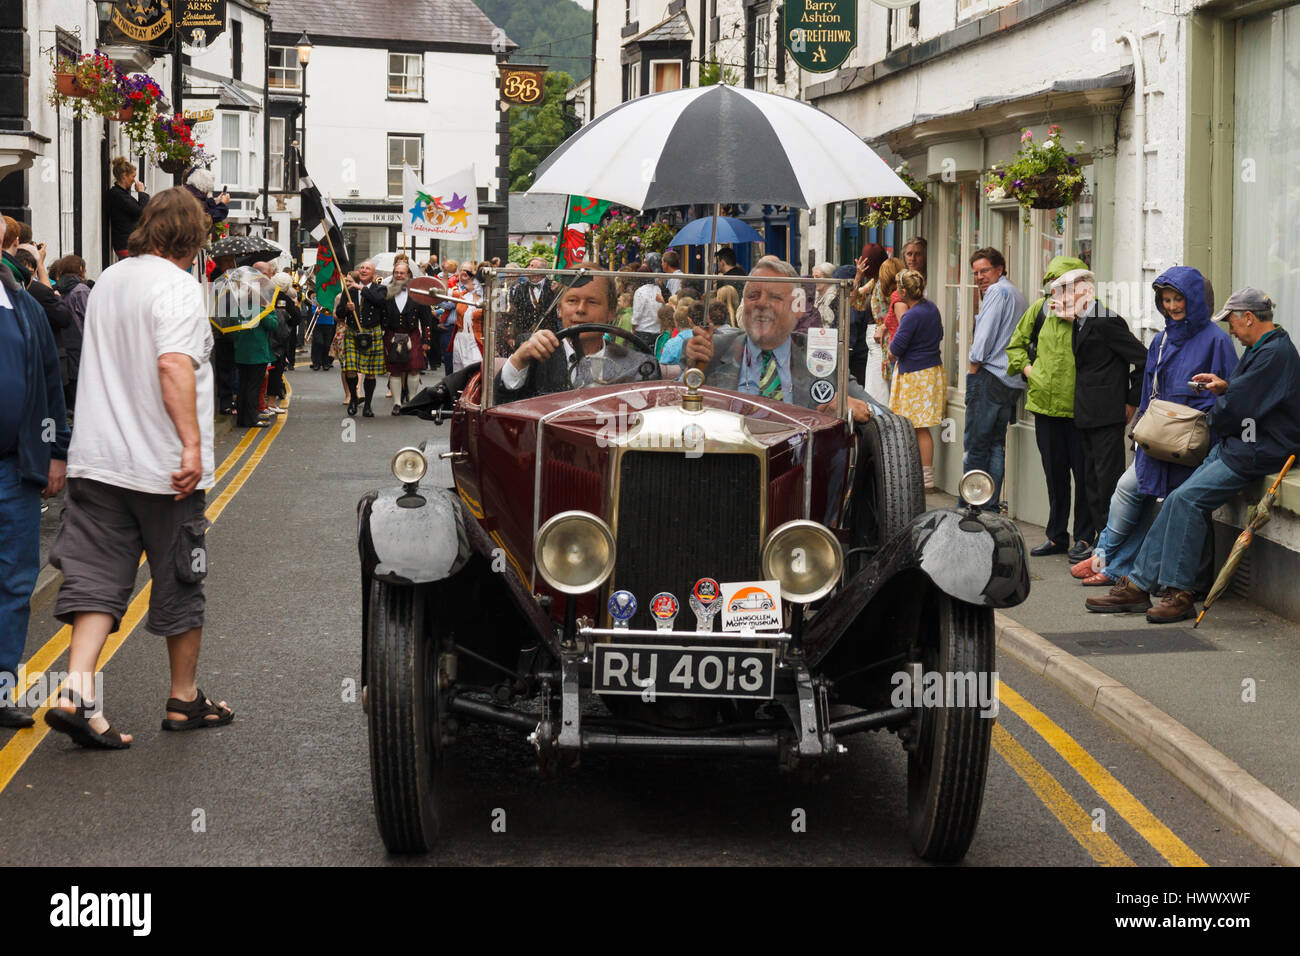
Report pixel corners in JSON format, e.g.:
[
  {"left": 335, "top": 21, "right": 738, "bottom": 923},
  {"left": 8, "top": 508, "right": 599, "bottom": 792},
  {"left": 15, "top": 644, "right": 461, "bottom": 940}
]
[
  {"left": 43, "top": 689, "right": 131, "bottom": 750},
  {"left": 161, "top": 688, "right": 233, "bottom": 732}
]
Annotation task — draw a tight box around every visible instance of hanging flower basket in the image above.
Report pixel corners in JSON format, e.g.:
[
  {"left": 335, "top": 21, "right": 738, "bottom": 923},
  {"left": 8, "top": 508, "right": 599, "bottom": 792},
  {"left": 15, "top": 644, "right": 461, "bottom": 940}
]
[
  {"left": 860, "top": 162, "right": 930, "bottom": 230},
  {"left": 114, "top": 105, "right": 135, "bottom": 122},
  {"left": 56, "top": 72, "right": 89, "bottom": 98},
  {"left": 159, "top": 157, "right": 187, "bottom": 175},
  {"left": 1016, "top": 172, "right": 1085, "bottom": 210}
]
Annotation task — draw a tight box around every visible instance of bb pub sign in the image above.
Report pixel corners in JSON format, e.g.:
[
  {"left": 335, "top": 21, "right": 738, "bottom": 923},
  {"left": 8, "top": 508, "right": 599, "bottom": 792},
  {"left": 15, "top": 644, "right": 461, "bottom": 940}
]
[{"left": 783, "top": 0, "right": 858, "bottom": 73}]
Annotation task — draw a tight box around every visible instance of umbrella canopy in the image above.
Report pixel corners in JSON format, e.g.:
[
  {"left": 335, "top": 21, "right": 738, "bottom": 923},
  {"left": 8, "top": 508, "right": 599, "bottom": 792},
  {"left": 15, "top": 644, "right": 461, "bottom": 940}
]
[
  {"left": 668, "top": 216, "right": 762, "bottom": 247},
  {"left": 529, "top": 85, "right": 915, "bottom": 211},
  {"left": 208, "top": 266, "right": 280, "bottom": 332},
  {"left": 210, "top": 234, "right": 281, "bottom": 265}
]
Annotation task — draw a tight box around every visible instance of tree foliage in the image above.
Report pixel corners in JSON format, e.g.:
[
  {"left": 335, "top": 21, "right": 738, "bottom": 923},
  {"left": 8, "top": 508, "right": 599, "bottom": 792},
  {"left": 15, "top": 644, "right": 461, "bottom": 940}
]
[
  {"left": 474, "top": 0, "right": 592, "bottom": 82},
  {"left": 508, "top": 70, "right": 577, "bottom": 192}
]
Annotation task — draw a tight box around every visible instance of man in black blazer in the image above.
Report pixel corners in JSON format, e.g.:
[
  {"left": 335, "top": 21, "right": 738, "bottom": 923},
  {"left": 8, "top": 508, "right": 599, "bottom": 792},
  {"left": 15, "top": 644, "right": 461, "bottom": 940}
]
[
  {"left": 1057, "top": 270, "right": 1147, "bottom": 556},
  {"left": 509, "top": 257, "right": 559, "bottom": 339}
]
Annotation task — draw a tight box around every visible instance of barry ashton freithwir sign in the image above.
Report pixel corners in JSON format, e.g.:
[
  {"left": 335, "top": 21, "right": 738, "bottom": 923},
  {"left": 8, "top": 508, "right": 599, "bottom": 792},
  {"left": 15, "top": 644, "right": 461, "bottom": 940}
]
[{"left": 783, "top": 0, "right": 858, "bottom": 73}]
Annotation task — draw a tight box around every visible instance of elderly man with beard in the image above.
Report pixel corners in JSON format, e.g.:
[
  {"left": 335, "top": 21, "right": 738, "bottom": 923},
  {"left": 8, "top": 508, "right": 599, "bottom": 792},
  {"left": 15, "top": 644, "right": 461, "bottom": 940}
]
[
  {"left": 683, "top": 258, "right": 874, "bottom": 421},
  {"left": 383, "top": 260, "right": 434, "bottom": 412}
]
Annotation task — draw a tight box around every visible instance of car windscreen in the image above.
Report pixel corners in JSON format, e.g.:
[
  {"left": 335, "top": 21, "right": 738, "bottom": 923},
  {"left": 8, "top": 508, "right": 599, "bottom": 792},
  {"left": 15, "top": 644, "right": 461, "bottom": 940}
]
[{"left": 477, "top": 266, "right": 851, "bottom": 419}]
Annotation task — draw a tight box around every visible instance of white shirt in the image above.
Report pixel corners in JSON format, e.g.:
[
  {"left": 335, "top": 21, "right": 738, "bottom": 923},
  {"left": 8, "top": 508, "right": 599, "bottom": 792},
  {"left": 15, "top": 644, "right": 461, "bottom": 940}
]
[
  {"left": 395, "top": 289, "right": 408, "bottom": 313},
  {"left": 500, "top": 339, "right": 608, "bottom": 390},
  {"left": 68, "top": 255, "right": 215, "bottom": 494},
  {"left": 632, "top": 283, "right": 663, "bottom": 333}
]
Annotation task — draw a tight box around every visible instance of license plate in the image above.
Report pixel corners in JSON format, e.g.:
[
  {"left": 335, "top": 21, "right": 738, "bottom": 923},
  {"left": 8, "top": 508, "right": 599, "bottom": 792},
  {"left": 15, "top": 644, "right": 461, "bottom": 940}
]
[{"left": 592, "top": 644, "right": 776, "bottom": 700}]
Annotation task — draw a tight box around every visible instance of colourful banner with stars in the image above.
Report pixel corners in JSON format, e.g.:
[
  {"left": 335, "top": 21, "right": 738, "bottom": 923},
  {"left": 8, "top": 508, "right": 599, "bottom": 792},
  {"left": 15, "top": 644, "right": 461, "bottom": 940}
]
[{"left": 403, "top": 166, "right": 478, "bottom": 241}]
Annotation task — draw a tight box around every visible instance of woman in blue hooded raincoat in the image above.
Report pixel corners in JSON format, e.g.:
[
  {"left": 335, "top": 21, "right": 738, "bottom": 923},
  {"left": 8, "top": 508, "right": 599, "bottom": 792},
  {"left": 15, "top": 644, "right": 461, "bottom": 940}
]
[{"left": 1078, "top": 266, "right": 1237, "bottom": 591}]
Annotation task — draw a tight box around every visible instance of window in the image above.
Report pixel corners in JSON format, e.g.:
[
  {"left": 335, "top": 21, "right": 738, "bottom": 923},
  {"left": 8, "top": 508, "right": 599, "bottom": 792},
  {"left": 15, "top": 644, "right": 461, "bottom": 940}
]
[
  {"left": 748, "top": 5, "right": 770, "bottom": 92},
  {"left": 888, "top": 4, "right": 919, "bottom": 52},
  {"left": 269, "top": 117, "right": 285, "bottom": 191},
  {"left": 221, "top": 113, "right": 241, "bottom": 186},
  {"left": 650, "top": 60, "right": 682, "bottom": 93},
  {"left": 388, "top": 53, "right": 423, "bottom": 99},
  {"left": 622, "top": 62, "right": 638, "bottom": 101},
  {"left": 232, "top": 20, "right": 243, "bottom": 81},
  {"left": 387, "top": 134, "right": 422, "bottom": 198},
  {"left": 269, "top": 47, "right": 301, "bottom": 92},
  {"left": 59, "top": 115, "right": 74, "bottom": 255},
  {"left": 957, "top": 0, "right": 1013, "bottom": 22},
  {"left": 625, "top": 0, "right": 637, "bottom": 25}
]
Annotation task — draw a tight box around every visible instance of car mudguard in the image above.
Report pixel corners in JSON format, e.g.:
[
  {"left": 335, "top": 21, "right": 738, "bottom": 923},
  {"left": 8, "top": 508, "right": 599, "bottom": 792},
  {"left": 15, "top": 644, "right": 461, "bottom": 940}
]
[
  {"left": 804, "top": 507, "right": 1028, "bottom": 665},
  {"left": 357, "top": 486, "right": 472, "bottom": 587}
]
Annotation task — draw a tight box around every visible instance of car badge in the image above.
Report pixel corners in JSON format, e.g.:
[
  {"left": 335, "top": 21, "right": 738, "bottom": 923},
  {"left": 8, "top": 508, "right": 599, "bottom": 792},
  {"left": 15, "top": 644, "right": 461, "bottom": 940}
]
[
  {"left": 810, "top": 378, "right": 836, "bottom": 405},
  {"left": 608, "top": 590, "right": 637, "bottom": 629},
  {"left": 650, "top": 591, "right": 679, "bottom": 631},
  {"left": 689, "top": 578, "right": 723, "bottom": 632},
  {"left": 806, "top": 327, "right": 837, "bottom": 376}
]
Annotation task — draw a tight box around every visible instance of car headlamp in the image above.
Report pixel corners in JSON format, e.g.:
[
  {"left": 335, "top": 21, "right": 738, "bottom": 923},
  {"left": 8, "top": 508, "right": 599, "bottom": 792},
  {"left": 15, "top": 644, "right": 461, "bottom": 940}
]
[
  {"left": 534, "top": 511, "right": 616, "bottom": 595},
  {"left": 959, "top": 470, "right": 996, "bottom": 508},
  {"left": 391, "top": 447, "right": 428, "bottom": 485},
  {"left": 761, "top": 520, "right": 843, "bottom": 604}
]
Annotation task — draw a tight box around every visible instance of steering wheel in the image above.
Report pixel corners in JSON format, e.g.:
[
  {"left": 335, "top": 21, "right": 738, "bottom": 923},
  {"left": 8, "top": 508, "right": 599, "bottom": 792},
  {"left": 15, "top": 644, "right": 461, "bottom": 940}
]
[{"left": 552, "top": 323, "right": 660, "bottom": 382}]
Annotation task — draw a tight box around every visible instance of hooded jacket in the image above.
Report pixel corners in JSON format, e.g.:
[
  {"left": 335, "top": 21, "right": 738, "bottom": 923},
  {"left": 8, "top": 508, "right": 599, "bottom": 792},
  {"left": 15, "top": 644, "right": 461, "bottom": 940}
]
[
  {"left": 1134, "top": 266, "right": 1237, "bottom": 496},
  {"left": 1209, "top": 326, "right": 1300, "bottom": 478},
  {"left": 1005, "top": 255, "right": 1088, "bottom": 417}
]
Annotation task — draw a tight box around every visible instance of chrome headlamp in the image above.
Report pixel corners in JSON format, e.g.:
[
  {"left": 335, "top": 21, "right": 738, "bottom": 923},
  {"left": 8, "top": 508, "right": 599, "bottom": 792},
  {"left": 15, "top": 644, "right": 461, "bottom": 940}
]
[
  {"left": 391, "top": 447, "right": 428, "bottom": 485},
  {"left": 959, "top": 470, "right": 996, "bottom": 509},
  {"left": 761, "top": 520, "right": 844, "bottom": 604},
  {"left": 534, "top": 511, "right": 616, "bottom": 595}
]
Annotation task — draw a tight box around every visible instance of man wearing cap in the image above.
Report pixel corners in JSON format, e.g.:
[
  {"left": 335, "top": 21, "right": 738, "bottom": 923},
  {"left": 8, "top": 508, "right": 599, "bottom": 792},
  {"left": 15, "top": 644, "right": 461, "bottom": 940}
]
[{"left": 1113, "top": 289, "right": 1300, "bottom": 622}]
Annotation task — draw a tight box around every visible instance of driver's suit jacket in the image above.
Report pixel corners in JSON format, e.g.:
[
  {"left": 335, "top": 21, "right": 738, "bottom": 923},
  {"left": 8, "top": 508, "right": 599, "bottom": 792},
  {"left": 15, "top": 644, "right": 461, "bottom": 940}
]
[
  {"left": 699, "top": 328, "right": 871, "bottom": 410},
  {"left": 494, "top": 338, "right": 639, "bottom": 402}
]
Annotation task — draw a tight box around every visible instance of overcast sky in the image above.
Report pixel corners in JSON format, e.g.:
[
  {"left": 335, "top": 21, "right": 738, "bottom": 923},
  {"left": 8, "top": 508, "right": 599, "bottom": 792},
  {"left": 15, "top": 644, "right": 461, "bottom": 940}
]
[{"left": 570, "top": 0, "right": 592, "bottom": 8}]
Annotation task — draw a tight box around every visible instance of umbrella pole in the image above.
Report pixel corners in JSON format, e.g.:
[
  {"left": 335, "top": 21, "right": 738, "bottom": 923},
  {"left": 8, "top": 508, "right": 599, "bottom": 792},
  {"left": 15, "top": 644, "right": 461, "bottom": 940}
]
[{"left": 707, "top": 203, "right": 719, "bottom": 301}]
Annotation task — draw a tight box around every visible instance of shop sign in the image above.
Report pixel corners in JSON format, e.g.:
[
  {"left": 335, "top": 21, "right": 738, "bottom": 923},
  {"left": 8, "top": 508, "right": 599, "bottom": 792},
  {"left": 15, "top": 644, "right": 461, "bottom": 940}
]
[
  {"left": 783, "top": 1, "right": 857, "bottom": 73},
  {"left": 108, "top": 0, "right": 173, "bottom": 46},
  {"left": 179, "top": 0, "right": 227, "bottom": 46},
  {"left": 501, "top": 66, "right": 546, "bottom": 106}
]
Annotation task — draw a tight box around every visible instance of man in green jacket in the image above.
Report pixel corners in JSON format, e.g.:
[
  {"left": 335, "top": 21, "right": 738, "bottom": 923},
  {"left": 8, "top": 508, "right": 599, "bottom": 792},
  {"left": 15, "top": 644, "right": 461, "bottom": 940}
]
[{"left": 1005, "top": 256, "right": 1093, "bottom": 558}]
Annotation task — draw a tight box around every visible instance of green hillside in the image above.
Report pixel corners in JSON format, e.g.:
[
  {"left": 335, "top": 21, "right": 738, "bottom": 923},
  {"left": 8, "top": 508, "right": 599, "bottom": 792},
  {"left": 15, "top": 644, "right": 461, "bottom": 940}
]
[{"left": 474, "top": 0, "right": 593, "bottom": 83}]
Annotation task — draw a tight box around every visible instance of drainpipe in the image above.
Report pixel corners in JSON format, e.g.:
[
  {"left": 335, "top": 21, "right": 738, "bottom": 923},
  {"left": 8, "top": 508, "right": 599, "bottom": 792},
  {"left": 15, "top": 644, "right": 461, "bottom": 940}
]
[{"left": 1116, "top": 32, "right": 1145, "bottom": 330}]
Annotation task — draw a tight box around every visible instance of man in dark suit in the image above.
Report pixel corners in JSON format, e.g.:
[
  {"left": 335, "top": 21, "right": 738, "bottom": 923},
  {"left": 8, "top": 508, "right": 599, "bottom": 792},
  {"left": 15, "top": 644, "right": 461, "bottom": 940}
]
[
  {"left": 1056, "top": 269, "right": 1146, "bottom": 557},
  {"left": 684, "top": 258, "right": 874, "bottom": 422},
  {"left": 509, "top": 257, "right": 559, "bottom": 338},
  {"left": 497, "top": 275, "right": 648, "bottom": 400}
]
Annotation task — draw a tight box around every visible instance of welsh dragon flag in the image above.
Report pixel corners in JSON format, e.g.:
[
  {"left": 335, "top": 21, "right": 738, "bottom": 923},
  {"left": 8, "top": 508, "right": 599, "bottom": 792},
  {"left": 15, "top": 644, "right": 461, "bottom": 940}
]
[
  {"left": 555, "top": 195, "right": 610, "bottom": 268},
  {"left": 298, "top": 149, "right": 348, "bottom": 313}
]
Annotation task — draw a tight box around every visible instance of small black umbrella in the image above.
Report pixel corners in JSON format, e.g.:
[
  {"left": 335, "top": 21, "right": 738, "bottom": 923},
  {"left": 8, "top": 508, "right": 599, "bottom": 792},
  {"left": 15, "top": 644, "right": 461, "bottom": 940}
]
[{"left": 210, "top": 234, "right": 280, "bottom": 264}]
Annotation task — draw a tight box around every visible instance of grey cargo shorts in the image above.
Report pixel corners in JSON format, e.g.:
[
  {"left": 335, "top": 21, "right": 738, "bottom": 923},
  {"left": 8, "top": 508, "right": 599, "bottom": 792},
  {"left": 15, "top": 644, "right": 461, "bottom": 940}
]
[{"left": 51, "top": 478, "right": 209, "bottom": 636}]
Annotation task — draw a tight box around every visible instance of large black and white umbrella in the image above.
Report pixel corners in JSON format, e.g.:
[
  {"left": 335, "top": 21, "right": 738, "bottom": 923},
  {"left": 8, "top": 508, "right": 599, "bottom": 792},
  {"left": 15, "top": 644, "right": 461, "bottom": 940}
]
[{"left": 530, "top": 85, "right": 915, "bottom": 211}]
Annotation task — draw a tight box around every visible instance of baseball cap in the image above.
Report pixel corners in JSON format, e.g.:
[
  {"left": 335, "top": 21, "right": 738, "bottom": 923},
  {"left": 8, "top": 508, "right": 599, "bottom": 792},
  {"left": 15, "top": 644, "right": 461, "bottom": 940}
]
[{"left": 1212, "top": 287, "right": 1274, "bottom": 323}]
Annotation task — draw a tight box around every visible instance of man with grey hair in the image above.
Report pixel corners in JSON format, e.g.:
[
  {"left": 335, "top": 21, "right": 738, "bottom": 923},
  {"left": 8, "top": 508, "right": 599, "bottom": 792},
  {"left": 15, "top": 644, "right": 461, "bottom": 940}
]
[
  {"left": 684, "top": 258, "right": 873, "bottom": 421},
  {"left": 0, "top": 215, "right": 69, "bottom": 728},
  {"left": 337, "top": 258, "right": 387, "bottom": 416},
  {"left": 1112, "top": 288, "right": 1300, "bottom": 623}
]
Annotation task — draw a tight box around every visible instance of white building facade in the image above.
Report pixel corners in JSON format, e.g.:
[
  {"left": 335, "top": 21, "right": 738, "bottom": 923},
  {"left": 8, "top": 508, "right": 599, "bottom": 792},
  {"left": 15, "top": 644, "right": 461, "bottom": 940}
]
[{"left": 267, "top": 0, "right": 512, "bottom": 268}]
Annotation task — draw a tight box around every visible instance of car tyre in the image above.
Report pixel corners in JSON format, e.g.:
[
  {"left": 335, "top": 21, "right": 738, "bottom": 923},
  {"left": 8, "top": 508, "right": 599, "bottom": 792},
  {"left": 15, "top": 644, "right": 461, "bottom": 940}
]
[
  {"left": 906, "top": 592, "right": 994, "bottom": 863},
  {"left": 851, "top": 410, "right": 925, "bottom": 564},
  {"left": 367, "top": 579, "right": 443, "bottom": 853}
]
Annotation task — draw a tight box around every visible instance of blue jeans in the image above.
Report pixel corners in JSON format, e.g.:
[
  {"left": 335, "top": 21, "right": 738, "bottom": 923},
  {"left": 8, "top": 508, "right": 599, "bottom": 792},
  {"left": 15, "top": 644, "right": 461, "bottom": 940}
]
[
  {"left": 962, "top": 368, "right": 1022, "bottom": 505},
  {"left": 1129, "top": 446, "right": 1251, "bottom": 594},
  {"left": 0, "top": 456, "right": 41, "bottom": 707},
  {"left": 1094, "top": 464, "right": 1157, "bottom": 580}
]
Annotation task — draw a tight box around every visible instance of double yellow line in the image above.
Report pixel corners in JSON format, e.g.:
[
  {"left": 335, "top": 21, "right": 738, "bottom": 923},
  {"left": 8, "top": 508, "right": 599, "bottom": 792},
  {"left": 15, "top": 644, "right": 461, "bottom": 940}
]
[
  {"left": 995, "top": 679, "right": 1206, "bottom": 867},
  {"left": 0, "top": 393, "right": 290, "bottom": 790}
]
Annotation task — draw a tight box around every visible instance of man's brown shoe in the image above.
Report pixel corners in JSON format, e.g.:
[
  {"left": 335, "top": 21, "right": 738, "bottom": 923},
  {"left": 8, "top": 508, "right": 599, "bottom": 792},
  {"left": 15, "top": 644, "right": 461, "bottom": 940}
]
[
  {"left": 1146, "top": 589, "right": 1197, "bottom": 624},
  {"left": 1084, "top": 576, "right": 1152, "bottom": 613}
]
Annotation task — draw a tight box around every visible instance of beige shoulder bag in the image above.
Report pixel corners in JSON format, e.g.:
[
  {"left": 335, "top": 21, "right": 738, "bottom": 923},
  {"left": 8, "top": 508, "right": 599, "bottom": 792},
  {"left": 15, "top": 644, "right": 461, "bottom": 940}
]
[{"left": 1129, "top": 332, "right": 1211, "bottom": 466}]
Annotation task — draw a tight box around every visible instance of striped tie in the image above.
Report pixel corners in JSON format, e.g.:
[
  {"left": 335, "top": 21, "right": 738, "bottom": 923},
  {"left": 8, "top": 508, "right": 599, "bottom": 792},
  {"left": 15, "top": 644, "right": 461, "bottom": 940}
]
[{"left": 758, "top": 350, "right": 782, "bottom": 400}]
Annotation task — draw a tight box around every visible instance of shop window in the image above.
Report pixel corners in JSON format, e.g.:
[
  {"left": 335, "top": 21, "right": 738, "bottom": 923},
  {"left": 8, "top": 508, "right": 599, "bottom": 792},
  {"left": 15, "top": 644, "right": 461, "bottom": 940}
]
[
  {"left": 269, "top": 117, "right": 285, "bottom": 192},
  {"left": 651, "top": 60, "right": 682, "bottom": 93},
  {"left": 221, "top": 113, "right": 241, "bottom": 186}
]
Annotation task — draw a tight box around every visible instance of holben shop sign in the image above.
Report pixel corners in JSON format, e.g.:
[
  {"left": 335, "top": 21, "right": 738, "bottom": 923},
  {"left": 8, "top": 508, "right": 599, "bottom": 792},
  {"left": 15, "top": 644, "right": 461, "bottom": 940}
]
[{"left": 783, "top": 0, "right": 857, "bottom": 73}]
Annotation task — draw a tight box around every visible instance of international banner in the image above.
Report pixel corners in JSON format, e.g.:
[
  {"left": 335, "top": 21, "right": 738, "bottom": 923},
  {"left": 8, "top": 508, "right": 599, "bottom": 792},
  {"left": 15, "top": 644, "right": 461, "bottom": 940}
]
[
  {"left": 403, "top": 166, "right": 478, "bottom": 241},
  {"left": 107, "top": 0, "right": 173, "bottom": 46},
  {"left": 783, "top": 0, "right": 857, "bottom": 73},
  {"left": 501, "top": 66, "right": 547, "bottom": 106}
]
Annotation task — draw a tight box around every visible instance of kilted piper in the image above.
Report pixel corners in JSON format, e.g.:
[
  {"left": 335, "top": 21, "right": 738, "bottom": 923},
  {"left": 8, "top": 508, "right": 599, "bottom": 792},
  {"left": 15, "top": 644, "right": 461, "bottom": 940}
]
[{"left": 336, "top": 259, "right": 388, "bottom": 417}]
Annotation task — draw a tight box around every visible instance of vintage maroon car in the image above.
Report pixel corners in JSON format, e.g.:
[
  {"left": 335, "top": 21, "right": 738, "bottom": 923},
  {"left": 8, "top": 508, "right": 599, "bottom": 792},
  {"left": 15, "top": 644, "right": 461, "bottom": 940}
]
[{"left": 357, "top": 268, "right": 1029, "bottom": 861}]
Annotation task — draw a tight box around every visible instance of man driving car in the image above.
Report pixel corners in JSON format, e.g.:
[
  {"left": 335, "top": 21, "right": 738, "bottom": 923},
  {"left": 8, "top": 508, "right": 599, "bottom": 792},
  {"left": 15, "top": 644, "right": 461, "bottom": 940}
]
[
  {"left": 683, "top": 258, "right": 874, "bottom": 422},
  {"left": 498, "top": 275, "right": 653, "bottom": 400}
]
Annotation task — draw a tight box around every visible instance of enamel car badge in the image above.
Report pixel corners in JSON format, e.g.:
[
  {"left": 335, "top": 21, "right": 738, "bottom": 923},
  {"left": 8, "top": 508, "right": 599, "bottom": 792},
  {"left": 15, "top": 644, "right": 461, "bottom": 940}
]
[
  {"left": 806, "top": 327, "right": 837, "bottom": 377},
  {"left": 608, "top": 590, "right": 637, "bottom": 628},
  {"left": 689, "top": 578, "right": 723, "bottom": 632},
  {"left": 810, "top": 379, "right": 835, "bottom": 405},
  {"left": 721, "top": 580, "right": 783, "bottom": 631},
  {"left": 650, "top": 592, "right": 680, "bottom": 631}
]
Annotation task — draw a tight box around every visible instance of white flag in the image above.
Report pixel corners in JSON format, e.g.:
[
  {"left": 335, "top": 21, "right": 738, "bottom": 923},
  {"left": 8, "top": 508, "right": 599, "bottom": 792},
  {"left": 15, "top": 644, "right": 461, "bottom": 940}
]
[{"left": 403, "top": 165, "right": 477, "bottom": 240}]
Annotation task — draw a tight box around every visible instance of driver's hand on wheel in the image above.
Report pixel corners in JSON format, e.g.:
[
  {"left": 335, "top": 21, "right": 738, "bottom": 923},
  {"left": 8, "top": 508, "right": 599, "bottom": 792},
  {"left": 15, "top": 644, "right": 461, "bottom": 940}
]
[
  {"left": 509, "top": 329, "right": 559, "bottom": 370},
  {"left": 683, "top": 323, "right": 714, "bottom": 370}
]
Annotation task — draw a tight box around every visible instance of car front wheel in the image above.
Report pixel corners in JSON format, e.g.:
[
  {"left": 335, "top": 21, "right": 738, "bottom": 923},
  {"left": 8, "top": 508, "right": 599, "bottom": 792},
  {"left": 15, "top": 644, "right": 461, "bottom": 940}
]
[
  {"left": 367, "top": 579, "right": 443, "bottom": 853},
  {"left": 906, "top": 592, "right": 995, "bottom": 863}
]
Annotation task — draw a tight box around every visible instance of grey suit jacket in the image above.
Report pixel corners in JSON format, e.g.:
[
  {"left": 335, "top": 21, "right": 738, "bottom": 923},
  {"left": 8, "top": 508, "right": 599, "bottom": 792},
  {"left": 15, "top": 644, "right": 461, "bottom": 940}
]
[{"left": 700, "top": 328, "right": 870, "bottom": 409}]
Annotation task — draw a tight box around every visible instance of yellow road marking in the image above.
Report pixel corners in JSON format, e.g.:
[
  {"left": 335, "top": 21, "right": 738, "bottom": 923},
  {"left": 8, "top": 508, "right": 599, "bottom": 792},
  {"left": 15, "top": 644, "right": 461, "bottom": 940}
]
[
  {"left": 991, "top": 724, "right": 1135, "bottom": 866},
  {"left": 213, "top": 426, "right": 260, "bottom": 485},
  {"left": 997, "top": 681, "right": 1207, "bottom": 867},
  {"left": 1, "top": 392, "right": 290, "bottom": 792}
]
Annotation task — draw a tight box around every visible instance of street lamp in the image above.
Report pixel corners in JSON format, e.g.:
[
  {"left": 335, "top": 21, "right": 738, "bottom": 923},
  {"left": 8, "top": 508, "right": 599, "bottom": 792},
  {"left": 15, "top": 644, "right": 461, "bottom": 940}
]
[
  {"left": 296, "top": 33, "right": 313, "bottom": 66},
  {"left": 293, "top": 34, "right": 312, "bottom": 259}
]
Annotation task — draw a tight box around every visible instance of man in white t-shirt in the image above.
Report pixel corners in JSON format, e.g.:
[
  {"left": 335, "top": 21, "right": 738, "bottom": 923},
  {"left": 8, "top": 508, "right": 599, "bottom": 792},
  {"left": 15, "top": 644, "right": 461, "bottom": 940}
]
[
  {"left": 631, "top": 272, "right": 665, "bottom": 350},
  {"left": 45, "top": 188, "right": 233, "bottom": 750},
  {"left": 661, "top": 250, "right": 683, "bottom": 295}
]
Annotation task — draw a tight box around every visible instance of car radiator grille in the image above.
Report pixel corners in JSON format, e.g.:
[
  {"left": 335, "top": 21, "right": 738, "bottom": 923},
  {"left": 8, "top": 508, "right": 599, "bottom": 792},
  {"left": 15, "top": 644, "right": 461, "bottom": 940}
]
[{"left": 611, "top": 451, "right": 762, "bottom": 630}]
